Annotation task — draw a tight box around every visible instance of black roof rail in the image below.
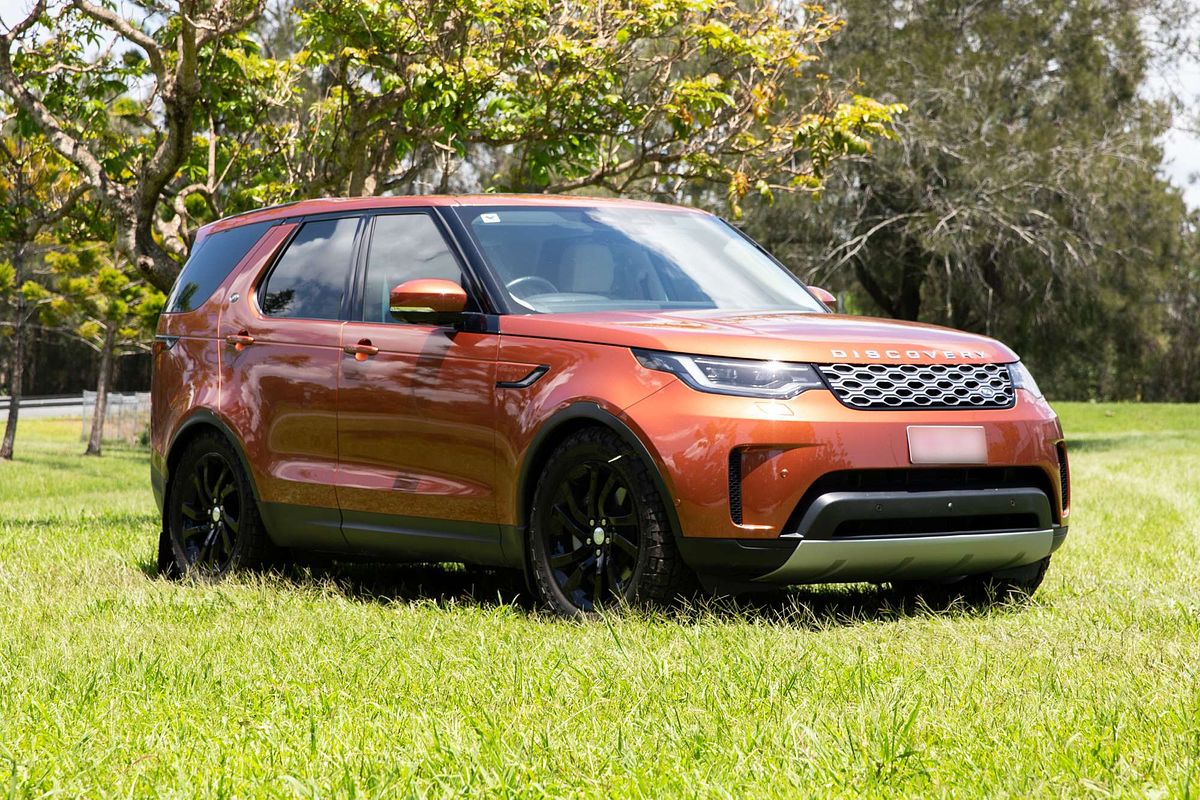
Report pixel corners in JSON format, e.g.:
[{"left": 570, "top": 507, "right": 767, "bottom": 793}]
[{"left": 214, "top": 200, "right": 304, "bottom": 226}]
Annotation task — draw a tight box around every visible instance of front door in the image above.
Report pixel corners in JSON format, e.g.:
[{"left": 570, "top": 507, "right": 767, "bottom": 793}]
[{"left": 336, "top": 211, "right": 502, "bottom": 562}]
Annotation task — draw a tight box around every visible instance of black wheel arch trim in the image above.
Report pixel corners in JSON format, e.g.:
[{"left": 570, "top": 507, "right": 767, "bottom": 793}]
[
  {"left": 164, "top": 409, "right": 263, "bottom": 507},
  {"left": 516, "top": 402, "right": 684, "bottom": 546}
]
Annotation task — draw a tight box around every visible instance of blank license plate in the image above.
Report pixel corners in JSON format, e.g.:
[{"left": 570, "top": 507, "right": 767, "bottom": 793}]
[{"left": 907, "top": 426, "right": 988, "bottom": 465}]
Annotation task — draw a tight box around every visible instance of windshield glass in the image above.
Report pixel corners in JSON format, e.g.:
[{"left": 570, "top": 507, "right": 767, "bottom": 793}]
[{"left": 456, "top": 206, "right": 826, "bottom": 314}]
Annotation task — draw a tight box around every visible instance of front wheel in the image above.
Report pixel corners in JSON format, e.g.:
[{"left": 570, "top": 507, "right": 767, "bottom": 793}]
[
  {"left": 527, "top": 427, "right": 695, "bottom": 617},
  {"left": 158, "top": 432, "right": 274, "bottom": 579},
  {"left": 891, "top": 556, "right": 1051, "bottom": 608}
]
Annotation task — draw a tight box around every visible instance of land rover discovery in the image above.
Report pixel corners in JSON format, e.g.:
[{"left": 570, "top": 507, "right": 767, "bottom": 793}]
[{"left": 151, "top": 195, "right": 1069, "bottom": 615}]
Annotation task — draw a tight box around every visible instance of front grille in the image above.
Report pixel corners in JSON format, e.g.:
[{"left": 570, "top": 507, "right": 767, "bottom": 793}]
[{"left": 818, "top": 362, "right": 1015, "bottom": 410}]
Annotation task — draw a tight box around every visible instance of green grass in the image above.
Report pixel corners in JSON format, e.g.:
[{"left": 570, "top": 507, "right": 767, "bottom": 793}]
[{"left": 1, "top": 406, "right": 1199, "bottom": 797}]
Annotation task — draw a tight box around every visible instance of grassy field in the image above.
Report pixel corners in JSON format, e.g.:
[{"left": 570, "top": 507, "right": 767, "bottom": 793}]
[{"left": 1, "top": 405, "right": 1199, "bottom": 797}]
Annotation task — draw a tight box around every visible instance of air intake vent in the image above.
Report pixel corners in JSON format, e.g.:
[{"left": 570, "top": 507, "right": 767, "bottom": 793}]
[
  {"left": 728, "top": 450, "right": 743, "bottom": 525},
  {"left": 1056, "top": 442, "right": 1070, "bottom": 511},
  {"left": 818, "top": 362, "right": 1015, "bottom": 410}
]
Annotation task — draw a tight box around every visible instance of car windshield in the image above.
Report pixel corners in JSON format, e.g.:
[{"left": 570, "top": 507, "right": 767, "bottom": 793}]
[{"left": 455, "top": 205, "right": 826, "bottom": 314}]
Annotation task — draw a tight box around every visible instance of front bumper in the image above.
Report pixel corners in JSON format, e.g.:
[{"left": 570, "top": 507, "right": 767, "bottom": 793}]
[
  {"left": 763, "top": 526, "right": 1068, "bottom": 584},
  {"left": 680, "top": 524, "right": 1069, "bottom": 584},
  {"left": 624, "top": 383, "right": 1068, "bottom": 539},
  {"left": 622, "top": 382, "right": 1069, "bottom": 583}
]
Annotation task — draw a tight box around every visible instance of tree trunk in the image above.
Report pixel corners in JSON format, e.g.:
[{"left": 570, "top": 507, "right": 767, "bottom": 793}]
[
  {"left": 1, "top": 247, "right": 29, "bottom": 461},
  {"left": 0, "top": 310, "right": 24, "bottom": 461},
  {"left": 854, "top": 260, "right": 900, "bottom": 318},
  {"left": 85, "top": 322, "right": 117, "bottom": 456},
  {"left": 897, "top": 257, "right": 925, "bottom": 320}
]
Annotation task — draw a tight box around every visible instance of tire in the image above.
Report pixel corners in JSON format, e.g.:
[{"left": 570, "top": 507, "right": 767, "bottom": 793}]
[
  {"left": 527, "top": 427, "right": 695, "bottom": 617},
  {"left": 891, "top": 556, "right": 1051, "bottom": 608},
  {"left": 158, "top": 432, "right": 275, "bottom": 579}
]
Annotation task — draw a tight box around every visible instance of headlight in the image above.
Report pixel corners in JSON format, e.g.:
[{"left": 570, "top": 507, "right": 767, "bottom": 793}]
[
  {"left": 1008, "top": 361, "right": 1042, "bottom": 398},
  {"left": 633, "top": 349, "right": 825, "bottom": 399}
]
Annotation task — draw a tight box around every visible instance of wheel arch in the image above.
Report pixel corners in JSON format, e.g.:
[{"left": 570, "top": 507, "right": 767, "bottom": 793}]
[
  {"left": 162, "top": 410, "right": 263, "bottom": 526},
  {"left": 516, "top": 403, "right": 683, "bottom": 543}
]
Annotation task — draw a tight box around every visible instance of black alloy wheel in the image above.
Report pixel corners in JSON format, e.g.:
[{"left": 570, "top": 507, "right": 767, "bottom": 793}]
[
  {"left": 545, "top": 458, "right": 641, "bottom": 610},
  {"left": 161, "top": 432, "right": 272, "bottom": 578},
  {"left": 177, "top": 451, "right": 242, "bottom": 571},
  {"left": 529, "top": 427, "right": 695, "bottom": 617}
]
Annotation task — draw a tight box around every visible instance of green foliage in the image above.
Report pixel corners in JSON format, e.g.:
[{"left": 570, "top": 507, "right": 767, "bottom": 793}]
[
  {"left": 38, "top": 245, "right": 163, "bottom": 353},
  {"left": 272, "top": 0, "right": 900, "bottom": 209},
  {"left": 3, "top": 0, "right": 1196, "bottom": 400},
  {"left": 0, "top": 260, "right": 14, "bottom": 296},
  {"left": 0, "top": 0, "right": 270, "bottom": 290},
  {"left": 745, "top": 0, "right": 1197, "bottom": 400}
]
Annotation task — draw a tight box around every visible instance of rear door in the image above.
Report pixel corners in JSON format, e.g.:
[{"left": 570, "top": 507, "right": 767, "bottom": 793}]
[
  {"left": 219, "top": 214, "right": 363, "bottom": 550},
  {"left": 335, "top": 210, "right": 502, "bottom": 562}
]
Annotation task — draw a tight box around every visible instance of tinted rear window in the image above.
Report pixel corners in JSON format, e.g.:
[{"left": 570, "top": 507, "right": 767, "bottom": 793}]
[
  {"left": 165, "top": 222, "right": 272, "bottom": 313},
  {"left": 259, "top": 217, "right": 359, "bottom": 320}
]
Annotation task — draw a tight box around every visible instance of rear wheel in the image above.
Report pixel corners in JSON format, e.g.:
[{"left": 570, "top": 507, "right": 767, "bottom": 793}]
[
  {"left": 528, "top": 427, "right": 695, "bottom": 617},
  {"left": 159, "top": 432, "right": 274, "bottom": 579},
  {"left": 892, "top": 556, "right": 1051, "bottom": 608}
]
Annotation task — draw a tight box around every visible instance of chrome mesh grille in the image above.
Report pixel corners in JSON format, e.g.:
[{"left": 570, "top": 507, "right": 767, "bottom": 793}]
[{"left": 818, "top": 362, "right": 1014, "bottom": 410}]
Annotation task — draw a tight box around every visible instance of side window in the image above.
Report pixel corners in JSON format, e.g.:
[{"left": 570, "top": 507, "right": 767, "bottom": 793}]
[
  {"left": 260, "top": 217, "right": 358, "bottom": 320},
  {"left": 361, "top": 214, "right": 469, "bottom": 323},
  {"left": 166, "top": 221, "right": 271, "bottom": 313}
]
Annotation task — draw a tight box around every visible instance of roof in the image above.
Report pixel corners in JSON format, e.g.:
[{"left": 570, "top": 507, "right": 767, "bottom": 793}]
[{"left": 198, "top": 194, "right": 707, "bottom": 237}]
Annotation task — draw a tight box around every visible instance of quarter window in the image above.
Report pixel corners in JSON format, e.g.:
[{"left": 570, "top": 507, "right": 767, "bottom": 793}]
[
  {"left": 361, "top": 214, "right": 469, "bottom": 323},
  {"left": 166, "top": 221, "right": 271, "bottom": 313},
  {"left": 260, "top": 217, "right": 359, "bottom": 319}
]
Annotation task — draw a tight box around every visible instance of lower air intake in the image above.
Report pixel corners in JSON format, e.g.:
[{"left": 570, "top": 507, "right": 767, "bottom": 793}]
[
  {"left": 1056, "top": 441, "right": 1070, "bottom": 511},
  {"left": 728, "top": 450, "right": 743, "bottom": 525}
]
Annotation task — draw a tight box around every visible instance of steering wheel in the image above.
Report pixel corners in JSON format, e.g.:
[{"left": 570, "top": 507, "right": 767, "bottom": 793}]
[{"left": 506, "top": 275, "right": 559, "bottom": 296}]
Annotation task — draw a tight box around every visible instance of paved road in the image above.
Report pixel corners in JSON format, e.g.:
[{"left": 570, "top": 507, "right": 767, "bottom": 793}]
[{"left": 0, "top": 402, "right": 85, "bottom": 421}]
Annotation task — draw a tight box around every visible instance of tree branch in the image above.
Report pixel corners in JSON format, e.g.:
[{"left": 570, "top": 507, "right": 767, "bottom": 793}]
[{"left": 70, "top": 0, "right": 166, "bottom": 83}]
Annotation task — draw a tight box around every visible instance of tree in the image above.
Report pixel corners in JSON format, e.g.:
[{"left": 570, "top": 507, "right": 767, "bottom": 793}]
[
  {"left": 744, "top": 0, "right": 1195, "bottom": 399},
  {"left": 0, "top": 0, "right": 268, "bottom": 292},
  {"left": 0, "top": 127, "right": 84, "bottom": 460},
  {"left": 33, "top": 244, "right": 163, "bottom": 455},
  {"left": 257, "top": 0, "right": 902, "bottom": 212},
  {"left": 1155, "top": 216, "right": 1200, "bottom": 401}
]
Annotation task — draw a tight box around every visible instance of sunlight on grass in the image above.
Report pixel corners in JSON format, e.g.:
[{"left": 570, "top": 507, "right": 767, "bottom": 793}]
[{"left": 0, "top": 405, "right": 1198, "bottom": 796}]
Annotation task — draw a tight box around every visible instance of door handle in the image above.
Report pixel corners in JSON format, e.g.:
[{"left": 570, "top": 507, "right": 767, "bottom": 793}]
[
  {"left": 344, "top": 339, "right": 379, "bottom": 361},
  {"left": 225, "top": 331, "right": 255, "bottom": 351}
]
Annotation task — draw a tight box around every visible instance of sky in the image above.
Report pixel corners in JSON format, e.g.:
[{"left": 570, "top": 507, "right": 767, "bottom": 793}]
[
  {"left": 1, "top": 0, "right": 1198, "bottom": 209},
  {"left": 1162, "top": 123, "right": 1200, "bottom": 209}
]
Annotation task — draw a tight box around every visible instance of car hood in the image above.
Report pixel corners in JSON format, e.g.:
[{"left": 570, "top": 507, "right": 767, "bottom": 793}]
[{"left": 499, "top": 310, "right": 1018, "bottom": 364}]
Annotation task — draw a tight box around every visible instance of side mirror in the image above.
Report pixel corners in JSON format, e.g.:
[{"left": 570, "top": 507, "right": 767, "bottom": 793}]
[
  {"left": 389, "top": 278, "right": 468, "bottom": 320},
  {"left": 808, "top": 285, "right": 837, "bottom": 311}
]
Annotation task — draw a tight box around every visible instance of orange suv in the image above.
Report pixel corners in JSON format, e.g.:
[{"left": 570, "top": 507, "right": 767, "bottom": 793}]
[{"left": 152, "top": 196, "right": 1069, "bottom": 615}]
